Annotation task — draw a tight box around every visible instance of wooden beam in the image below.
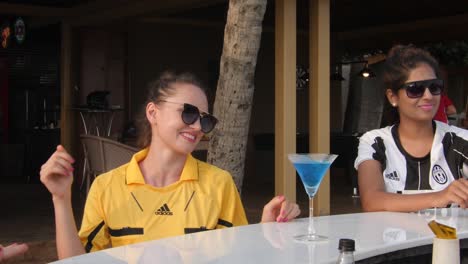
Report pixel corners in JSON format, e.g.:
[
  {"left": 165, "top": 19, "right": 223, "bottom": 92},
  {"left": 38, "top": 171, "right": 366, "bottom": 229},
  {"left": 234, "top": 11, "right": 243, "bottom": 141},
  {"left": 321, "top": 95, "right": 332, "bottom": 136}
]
[
  {"left": 309, "top": 0, "right": 330, "bottom": 216},
  {"left": 337, "top": 13, "right": 468, "bottom": 41},
  {"left": 139, "top": 17, "right": 225, "bottom": 29},
  {"left": 139, "top": 16, "right": 307, "bottom": 35},
  {"left": 74, "top": 0, "right": 225, "bottom": 15},
  {"left": 0, "top": 0, "right": 227, "bottom": 26},
  {"left": 0, "top": 3, "right": 68, "bottom": 16},
  {"left": 367, "top": 54, "right": 386, "bottom": 65},
  {"left": 275, "top": 0, "right": 296, "bottom": 202},
  {"left": 60, "top": 23, "right": 73, "bottom": 151},
  {"left": 69, "top": 0, "right": 227, "bottom": 26}
]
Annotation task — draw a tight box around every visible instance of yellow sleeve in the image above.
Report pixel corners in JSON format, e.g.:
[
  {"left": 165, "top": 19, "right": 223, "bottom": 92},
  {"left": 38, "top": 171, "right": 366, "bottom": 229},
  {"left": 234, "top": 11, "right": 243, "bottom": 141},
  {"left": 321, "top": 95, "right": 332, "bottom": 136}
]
[
  {"left": 78, "top": 177, "right": 110, "bottom": 252},
  {"left": 217, "top": 172, "right": 248, "bottom": 228}
]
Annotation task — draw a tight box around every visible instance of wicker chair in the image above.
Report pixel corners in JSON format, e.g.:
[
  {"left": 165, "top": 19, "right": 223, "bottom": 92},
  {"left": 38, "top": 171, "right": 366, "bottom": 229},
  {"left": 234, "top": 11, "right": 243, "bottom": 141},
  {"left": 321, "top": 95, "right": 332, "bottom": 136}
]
[
  {"left": 101, "top": 136, "right": 139, "bottom": 171},
  {"left": 80, "top": 134, "right": 139, "bottom": 194}
]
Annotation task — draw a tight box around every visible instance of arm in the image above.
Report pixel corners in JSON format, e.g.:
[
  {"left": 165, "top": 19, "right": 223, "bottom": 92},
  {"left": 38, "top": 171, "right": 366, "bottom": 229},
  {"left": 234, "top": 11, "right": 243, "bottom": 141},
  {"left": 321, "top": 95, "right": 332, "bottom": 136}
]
[
  {"left": 359, "top": 160, "right": 468, "bottom": 212},
  {"left": 53, "top": 195, "right": 85, "bottom": 258},
  {"left": 217, "top": 172, "right": 299, "bottom": 224},
  {"left": 40, "top": 145, "right": 85, "bottom": 259},
  {"left": 446, "top": 105, "right": 457, "bottom": 116},
  {"left": 444, "top": 96, "right": 457, "bottom": 115}
]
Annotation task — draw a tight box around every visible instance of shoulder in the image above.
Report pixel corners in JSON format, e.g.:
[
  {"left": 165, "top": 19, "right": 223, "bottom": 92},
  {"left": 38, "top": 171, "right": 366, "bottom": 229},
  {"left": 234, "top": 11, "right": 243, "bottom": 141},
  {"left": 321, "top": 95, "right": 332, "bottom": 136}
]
[
  {"left": 360, "top": 126, "right": 393, "bottom": 143},
  {"left": 195, "top": 159, "right": 235, "bottom": 185},
  {"left": 91, "top": 163, "right": 129, "bottom": 190},
  {"left": 436, "top": 121, "right": 468, "bottom": 139}
]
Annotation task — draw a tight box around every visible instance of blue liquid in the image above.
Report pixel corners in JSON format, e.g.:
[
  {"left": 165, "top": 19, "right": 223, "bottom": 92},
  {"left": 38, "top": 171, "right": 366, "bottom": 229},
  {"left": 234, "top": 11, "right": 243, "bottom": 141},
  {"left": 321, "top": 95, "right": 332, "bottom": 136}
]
[{"left": 293, "top": 162, "right": 332, "bottom": 197}]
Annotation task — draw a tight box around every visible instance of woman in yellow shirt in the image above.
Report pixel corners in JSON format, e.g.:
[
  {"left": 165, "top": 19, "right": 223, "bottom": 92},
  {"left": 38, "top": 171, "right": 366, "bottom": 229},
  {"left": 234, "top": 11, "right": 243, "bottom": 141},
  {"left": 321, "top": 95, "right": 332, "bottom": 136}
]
[{"left": 40, "top": 71, "right": 300, "bottom": 259}]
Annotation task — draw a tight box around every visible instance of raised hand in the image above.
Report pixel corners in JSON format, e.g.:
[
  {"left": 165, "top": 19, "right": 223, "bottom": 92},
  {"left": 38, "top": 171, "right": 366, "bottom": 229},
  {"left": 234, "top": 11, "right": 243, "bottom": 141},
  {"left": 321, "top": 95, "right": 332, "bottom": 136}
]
[
  {"left": 261, "top": 195, "right": 301, "bottom": 223},
  {"left": 40, "top": 145, "right": 75, "bottom": 200}
]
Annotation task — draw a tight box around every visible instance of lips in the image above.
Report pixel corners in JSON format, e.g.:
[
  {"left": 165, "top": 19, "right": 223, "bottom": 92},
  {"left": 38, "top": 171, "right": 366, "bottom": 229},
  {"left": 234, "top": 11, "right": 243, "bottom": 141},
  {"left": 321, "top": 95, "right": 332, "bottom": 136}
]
[
  {"left": 419, "top": 104, "right": 434, "bottom": 111},
  {"left": 180, "top": 132, "right": 197, "bottom": 143}
]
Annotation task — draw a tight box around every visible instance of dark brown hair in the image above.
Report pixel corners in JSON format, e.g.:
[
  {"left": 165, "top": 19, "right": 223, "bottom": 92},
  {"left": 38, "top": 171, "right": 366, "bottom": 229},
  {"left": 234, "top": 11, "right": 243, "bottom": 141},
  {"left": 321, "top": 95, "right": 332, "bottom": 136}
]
[
  {"left": 136, "top": 71, "right": 207, "bottom": 148},
  {"left": 382, "top": 44, "right": 440, "bottom": 125}
]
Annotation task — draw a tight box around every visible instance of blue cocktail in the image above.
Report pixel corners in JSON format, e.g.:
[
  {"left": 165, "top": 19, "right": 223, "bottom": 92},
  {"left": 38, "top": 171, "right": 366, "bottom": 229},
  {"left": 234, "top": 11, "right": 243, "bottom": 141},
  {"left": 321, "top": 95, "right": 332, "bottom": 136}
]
[{"left": 288, "top": 153, "right": 338, "bottom": 242}]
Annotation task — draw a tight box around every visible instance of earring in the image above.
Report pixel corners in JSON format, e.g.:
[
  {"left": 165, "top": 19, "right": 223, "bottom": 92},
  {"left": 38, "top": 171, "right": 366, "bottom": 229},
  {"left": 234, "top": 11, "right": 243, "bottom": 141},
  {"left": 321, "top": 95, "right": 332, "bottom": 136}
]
[{"left": 392, "top": 103, "right": 397, "bottom": 107}]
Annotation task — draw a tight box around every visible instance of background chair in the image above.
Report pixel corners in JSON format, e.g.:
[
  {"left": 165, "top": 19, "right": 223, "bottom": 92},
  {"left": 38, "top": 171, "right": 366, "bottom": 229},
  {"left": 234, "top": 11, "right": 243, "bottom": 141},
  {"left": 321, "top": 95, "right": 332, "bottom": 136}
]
[
  {"left": 80, "top": 134, "right": 139, "bottom": 194},
  {"left": 101, "top": 136, "right": 139, "bottom": 171}
]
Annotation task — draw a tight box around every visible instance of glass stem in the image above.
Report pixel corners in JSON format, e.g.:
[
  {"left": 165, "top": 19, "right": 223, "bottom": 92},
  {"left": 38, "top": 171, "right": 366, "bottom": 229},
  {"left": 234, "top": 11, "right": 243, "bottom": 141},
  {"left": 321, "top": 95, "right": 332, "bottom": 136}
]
[{"left": 308, "top": 196, "right": 315, "bottom": 236}]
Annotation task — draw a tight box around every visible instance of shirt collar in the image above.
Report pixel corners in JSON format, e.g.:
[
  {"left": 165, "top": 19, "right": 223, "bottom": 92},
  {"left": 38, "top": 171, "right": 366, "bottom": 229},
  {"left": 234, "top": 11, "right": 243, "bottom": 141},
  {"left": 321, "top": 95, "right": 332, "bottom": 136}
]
[
  {"left": 126, "top": 148, "right": 199, "bottom": 185},
  {"left": 180, "top": 154, "right": 199, "bottom": 181},
  {"left": 126, "top": 148, "right": 148, "bottom": 185}
]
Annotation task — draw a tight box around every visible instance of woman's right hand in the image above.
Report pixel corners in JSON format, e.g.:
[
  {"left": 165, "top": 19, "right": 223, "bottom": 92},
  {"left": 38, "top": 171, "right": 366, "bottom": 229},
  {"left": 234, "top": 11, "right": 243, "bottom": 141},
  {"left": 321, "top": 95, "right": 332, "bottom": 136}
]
[
  {"left": 40, "top": 145, "right": 75, "bottom": 200},
  {"left": 433, "top": 179, "right": 468, "bottom": 208},
  {"left": 0, "top": 243, "right": 28, "bottom": 262}
]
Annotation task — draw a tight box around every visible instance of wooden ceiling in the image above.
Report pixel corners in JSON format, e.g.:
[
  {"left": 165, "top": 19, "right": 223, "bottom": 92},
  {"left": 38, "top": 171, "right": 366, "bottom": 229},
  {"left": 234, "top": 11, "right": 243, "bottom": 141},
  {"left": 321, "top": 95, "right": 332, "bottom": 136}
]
[
  {"left": 1, "top": 0, "right": 468, "bottom": 29},
  {"left": 0, "top": 0, "right": 227, "bottom": 26},
  {"left": 1, "top": 0, "right": 468, "bottom": 48},
  {"left": 0, "top": 0, "right": 90, "bottom": 7}
]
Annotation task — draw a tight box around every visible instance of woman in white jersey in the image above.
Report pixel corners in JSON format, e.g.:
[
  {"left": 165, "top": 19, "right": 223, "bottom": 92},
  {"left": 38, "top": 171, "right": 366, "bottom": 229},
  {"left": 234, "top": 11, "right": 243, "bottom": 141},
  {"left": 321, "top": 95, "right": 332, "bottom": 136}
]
[
  {"left": 355, "top": 44, "right": 468, "bottom": 212},
  {"left": 40, "top": 71, "right": 300, "bottom": 259}
]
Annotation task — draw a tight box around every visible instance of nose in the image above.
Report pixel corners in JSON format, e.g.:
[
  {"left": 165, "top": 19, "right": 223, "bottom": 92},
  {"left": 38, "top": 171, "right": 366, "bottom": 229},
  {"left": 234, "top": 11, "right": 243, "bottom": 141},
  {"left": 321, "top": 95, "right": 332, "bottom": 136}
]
[
  {"left": 421, "top": 87, "right": 434, "bottom": 99},
  {"left": 189, "top": 116, "right": 203, "bottom": 132}
]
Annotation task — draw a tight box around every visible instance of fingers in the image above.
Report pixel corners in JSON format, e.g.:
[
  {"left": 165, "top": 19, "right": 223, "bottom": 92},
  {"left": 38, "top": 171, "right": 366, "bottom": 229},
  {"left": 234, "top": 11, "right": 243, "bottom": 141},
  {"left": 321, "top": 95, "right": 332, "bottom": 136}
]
[
  {"left": 443, "top": 179, "right": 468, "bottom": 208},
  {"left": 0, "top": 243, "right": 28, "bottom": 261},
  {"left": 261, "top": 195, "right": 285, "bottom": 223},
  {"left": 56, "top": 145, "right": 75, "bottom": 164},
  {"left": 40, "top": 145, "right": 75, "bottom": 180},
  {"left": 460, "top": 178, "right": 468, "bottom": 188},
  {"left": 262, "top": 195, "right": 301, "bottom": 223},
  {"left": 276, "top": 201, "right": 301, "bottom": 222},
  {"left": 264, "top": 195, "right": 285, "bottom": 212},
  {"left": 53, "top": 156, "right": 75, "bottom": 175}
]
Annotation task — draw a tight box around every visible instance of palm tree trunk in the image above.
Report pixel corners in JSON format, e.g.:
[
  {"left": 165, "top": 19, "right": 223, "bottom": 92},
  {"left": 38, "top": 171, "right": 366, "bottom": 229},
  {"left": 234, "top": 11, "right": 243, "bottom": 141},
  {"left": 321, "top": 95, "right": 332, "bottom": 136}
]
[{"left": 207, "top": 0, "right": 267, "bottom": 192}]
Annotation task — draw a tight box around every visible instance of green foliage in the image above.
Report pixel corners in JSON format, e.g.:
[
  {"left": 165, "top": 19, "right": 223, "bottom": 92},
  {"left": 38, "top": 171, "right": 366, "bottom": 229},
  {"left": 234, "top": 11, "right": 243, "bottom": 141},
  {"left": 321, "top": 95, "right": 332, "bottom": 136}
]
[{"left": 425, "top": 41, "right": 468, "bottom": 66}]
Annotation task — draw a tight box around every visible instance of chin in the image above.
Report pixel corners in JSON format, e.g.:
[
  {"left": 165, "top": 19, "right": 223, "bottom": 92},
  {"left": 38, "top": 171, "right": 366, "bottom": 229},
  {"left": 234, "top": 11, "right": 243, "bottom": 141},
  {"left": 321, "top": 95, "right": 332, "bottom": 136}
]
[
  {"left": 174, "top": 145, "right": 196, "bottom": 155},
  {"left": 416, "top": 116, "right": 434, "bottom": 122}
]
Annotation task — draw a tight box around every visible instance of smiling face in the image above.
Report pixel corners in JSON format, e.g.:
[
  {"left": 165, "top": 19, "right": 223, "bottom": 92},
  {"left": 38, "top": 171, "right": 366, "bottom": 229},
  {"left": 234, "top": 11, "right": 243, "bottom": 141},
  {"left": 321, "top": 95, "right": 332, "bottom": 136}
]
[
  {"left": 386, "top": 63, "right": 440, "bottom": 123},
  {"left": 147, "top": 82, "right": 209, "bottom": 155}
]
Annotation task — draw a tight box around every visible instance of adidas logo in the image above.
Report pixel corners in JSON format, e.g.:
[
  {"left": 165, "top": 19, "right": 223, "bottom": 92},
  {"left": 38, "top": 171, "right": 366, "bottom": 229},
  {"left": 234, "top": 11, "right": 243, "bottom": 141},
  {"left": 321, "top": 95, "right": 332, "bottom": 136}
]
[
  {"left": 385, "top": 171, "right": 400, "bottom": 181},
  {"left": 155, "top": 203, "right": 173, "bottom": 216}
]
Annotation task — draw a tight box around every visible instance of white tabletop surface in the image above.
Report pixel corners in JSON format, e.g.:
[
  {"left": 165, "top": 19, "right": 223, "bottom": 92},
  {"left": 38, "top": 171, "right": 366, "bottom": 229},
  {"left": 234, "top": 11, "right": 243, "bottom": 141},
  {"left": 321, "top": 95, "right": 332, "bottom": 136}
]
[{"left": 52, "top": 208, "right": 468, "bottom": 264}]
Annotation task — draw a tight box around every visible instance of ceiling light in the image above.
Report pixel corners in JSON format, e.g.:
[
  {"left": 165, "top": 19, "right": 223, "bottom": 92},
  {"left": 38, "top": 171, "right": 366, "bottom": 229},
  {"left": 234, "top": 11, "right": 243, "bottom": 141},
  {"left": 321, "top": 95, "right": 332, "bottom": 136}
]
[
  {"left": 330, "top": 66, "right": 345, "bottom": 81},
  {"left": 358, "top": 63, "right": 376, "bottom": 78}
]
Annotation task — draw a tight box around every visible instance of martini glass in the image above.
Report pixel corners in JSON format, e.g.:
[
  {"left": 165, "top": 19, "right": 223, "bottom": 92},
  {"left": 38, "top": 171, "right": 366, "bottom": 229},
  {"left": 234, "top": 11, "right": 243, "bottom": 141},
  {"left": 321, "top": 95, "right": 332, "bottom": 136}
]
[{"left": 288, "top": 153, "right": 338, "bottom": 242}]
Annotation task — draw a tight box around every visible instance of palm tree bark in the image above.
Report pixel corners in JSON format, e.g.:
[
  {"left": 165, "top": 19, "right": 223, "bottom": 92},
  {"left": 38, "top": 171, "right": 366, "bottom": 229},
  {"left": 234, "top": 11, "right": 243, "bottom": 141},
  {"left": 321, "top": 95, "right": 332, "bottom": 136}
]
[{"left": 207, "top": 0, "right": 267, "bottom": 191}]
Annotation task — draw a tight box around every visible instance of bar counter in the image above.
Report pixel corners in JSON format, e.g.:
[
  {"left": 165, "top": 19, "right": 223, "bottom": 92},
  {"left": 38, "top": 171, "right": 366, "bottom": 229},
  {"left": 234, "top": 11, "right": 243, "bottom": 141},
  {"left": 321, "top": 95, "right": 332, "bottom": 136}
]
[{"left": 52, "top": 208, "right": 468, "bottom": 263}]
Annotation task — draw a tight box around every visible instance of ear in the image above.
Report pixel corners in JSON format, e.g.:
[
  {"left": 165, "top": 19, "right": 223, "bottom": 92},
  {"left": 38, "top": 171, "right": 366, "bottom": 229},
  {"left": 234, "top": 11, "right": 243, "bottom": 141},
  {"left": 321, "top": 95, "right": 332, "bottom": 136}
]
[
  {"left": 386, "top": 89, "right": 398, "bottom": 107},
  {"left": 146, "top": 102, "right": 158, "bottom": 125}
]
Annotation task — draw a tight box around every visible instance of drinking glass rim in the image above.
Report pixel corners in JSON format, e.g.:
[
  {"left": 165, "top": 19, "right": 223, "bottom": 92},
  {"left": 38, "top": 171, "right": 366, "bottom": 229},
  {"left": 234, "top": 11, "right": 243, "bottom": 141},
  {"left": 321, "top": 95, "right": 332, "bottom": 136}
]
[{"left": 288, "top": 153, "right": 338, "bottom": 163}]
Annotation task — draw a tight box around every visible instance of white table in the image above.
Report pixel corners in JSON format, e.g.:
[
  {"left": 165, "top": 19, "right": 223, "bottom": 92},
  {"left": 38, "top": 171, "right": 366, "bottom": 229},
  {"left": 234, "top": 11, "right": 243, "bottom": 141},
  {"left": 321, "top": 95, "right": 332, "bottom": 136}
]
[{"left": 52, "top": 209, "right": 468, "bottom": 264}]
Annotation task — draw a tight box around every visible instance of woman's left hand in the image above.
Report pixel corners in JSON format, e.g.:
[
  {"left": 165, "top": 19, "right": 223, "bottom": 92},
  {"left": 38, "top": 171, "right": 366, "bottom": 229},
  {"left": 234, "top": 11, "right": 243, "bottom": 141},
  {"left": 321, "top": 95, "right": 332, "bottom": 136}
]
[{"left": 261, "top": 195, "right": 301, "bottom": 223}]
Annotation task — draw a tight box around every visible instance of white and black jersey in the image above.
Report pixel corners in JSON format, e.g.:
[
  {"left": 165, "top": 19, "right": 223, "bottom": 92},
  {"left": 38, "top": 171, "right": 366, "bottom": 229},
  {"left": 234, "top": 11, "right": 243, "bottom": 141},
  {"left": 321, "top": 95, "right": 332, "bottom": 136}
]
[{"left": 354, "top": 121, "right": 468, "bottom": 193}]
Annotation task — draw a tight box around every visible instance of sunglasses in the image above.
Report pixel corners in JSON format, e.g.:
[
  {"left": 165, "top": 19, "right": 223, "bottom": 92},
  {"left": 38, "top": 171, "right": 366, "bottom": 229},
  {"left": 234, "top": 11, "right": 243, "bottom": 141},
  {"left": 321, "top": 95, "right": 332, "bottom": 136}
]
[
  {"left": 159, "top": 100, "right": 218, "bottom": 133},
  {"left": 400, "top": 78, "right": 443, "bottom": 98}
]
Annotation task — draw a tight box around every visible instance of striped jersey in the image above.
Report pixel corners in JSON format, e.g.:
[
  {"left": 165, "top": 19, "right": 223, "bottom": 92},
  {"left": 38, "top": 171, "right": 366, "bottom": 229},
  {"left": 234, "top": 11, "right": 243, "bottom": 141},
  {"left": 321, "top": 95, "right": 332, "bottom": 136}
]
[{"left": 354, "top": 121, "right": 468, "bottom": 193}]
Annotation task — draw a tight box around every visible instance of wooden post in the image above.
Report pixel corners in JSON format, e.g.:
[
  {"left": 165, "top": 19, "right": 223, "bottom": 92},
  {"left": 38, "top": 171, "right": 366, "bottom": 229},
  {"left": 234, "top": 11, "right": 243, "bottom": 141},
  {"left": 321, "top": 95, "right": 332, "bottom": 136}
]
[
  {"left": 309, "top": 0, "right": 330, "bottom": 215},
  {"left": 275, "top": 0, "right": 296, "bottom": 202},
  {"left": 60, "top": 23, "right": 75, "bottom": 152}
]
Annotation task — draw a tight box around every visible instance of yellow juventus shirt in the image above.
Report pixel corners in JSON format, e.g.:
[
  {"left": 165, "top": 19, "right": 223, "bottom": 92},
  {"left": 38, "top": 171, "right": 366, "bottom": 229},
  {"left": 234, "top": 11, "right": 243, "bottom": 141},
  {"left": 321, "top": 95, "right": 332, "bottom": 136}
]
[{"left": 78, "top": 148, "right": 248, "bottom": 252}]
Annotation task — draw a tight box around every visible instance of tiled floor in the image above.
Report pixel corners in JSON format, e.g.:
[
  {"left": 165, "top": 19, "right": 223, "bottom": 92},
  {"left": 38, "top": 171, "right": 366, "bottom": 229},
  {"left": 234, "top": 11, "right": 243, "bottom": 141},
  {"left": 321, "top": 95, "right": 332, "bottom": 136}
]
[{"left": 0, "top": 168, "right": 361, "bottom": 263}]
